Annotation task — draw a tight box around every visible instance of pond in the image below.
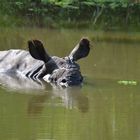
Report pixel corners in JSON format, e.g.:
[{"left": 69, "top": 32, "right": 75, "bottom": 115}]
[{"left": 0, "top": 28, "right": 140, "bottom": 140}]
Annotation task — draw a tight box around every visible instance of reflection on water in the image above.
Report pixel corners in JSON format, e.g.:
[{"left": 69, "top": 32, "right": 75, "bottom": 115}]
[
  {"left": 0, "top": 73, "right": 46, "bottom": 91},
  {"left": 0, "top": 28, "right": 140, "bottom": 140},
  {"left": 28, "top": 87, "right": 89, "bottom": 116}
]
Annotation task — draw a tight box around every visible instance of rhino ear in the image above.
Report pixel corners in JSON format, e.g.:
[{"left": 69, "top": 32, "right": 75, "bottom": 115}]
[
  {"left": 28, "top": 40, "right": 51, "bottom": 63},
  {"left": 69, "top": 38, "right": 90, "bottom": 61}
]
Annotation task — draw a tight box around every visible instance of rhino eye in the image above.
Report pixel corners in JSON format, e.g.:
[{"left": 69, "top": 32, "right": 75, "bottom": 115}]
[
  {"left": 61, "top": 79, "right": 67, "bottom": 83},
  {"left": 60, "top": 62, "right": 64, "bottom": 64},
  {"left": 54, "top": 77, "right": 57, "bottom": 82}
]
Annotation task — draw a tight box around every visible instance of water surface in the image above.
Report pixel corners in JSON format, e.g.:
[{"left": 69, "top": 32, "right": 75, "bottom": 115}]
[{"left": 0, "top": 28, "right": 140, "bottom": 140}]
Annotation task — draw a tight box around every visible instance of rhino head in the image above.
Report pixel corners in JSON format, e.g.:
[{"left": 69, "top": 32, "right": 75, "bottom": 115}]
[{"left": 28, "top": 38, "right": 90, "bottom": 87}]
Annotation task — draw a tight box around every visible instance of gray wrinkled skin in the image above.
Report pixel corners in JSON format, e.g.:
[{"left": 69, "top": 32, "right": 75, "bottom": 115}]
[
  {"left": 47, "top": 56, "right": 83, "bottom": 87},
  {"left": 0, "top": 38, "right": 90, "bottom": 88}
]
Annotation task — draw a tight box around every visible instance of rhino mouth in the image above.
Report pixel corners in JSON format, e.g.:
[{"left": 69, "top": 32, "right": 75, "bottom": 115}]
[
  {"left": 43, "top": 68, "right": 83, "bottom": 87},
  {"left": 58, "top": 75, "right": 83, "bottom": 87}
]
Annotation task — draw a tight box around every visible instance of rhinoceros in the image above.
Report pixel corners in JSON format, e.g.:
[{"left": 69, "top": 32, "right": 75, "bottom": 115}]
[{"left": 0, "top": 38, "right": 90, "bottom": 88}]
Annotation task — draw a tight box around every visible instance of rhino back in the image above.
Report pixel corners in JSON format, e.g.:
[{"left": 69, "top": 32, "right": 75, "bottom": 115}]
[{"left": 0, "top": 49, "right": 44, "bottom": 74}]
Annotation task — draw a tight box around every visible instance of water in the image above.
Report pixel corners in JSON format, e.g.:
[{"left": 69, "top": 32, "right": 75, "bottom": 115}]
[{"left": 0, "top": 28, "right": 140, "bottom": 140}]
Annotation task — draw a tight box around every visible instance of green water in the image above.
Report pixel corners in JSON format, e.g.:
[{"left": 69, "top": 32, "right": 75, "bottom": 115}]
[{"left": 0, "top": 28, "right": 140, "bottom": 140}]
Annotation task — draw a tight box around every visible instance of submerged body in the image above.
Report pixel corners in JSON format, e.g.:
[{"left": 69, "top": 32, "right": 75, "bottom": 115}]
[{"left": 0, "top": 38, "right": 90, "bottom": 87}]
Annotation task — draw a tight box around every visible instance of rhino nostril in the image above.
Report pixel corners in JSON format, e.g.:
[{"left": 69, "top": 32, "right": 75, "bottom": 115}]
[{"left": 61, "top": 79, "right": 67, "bottom": 83}]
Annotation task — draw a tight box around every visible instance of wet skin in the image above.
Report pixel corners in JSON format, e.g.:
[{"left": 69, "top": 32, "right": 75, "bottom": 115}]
[{"left": 0, "top": 38, "right": 90, "bottom": 87}]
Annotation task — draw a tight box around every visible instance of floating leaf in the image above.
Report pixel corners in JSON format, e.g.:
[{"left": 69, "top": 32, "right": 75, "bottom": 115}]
[{"left": 117, "top": 80, "right": 137, "bottom": 86}]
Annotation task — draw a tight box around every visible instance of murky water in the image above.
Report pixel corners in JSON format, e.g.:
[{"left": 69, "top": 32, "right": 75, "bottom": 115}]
[{"left": 0, "top": 28, "right": 140, "bottom": 140}]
